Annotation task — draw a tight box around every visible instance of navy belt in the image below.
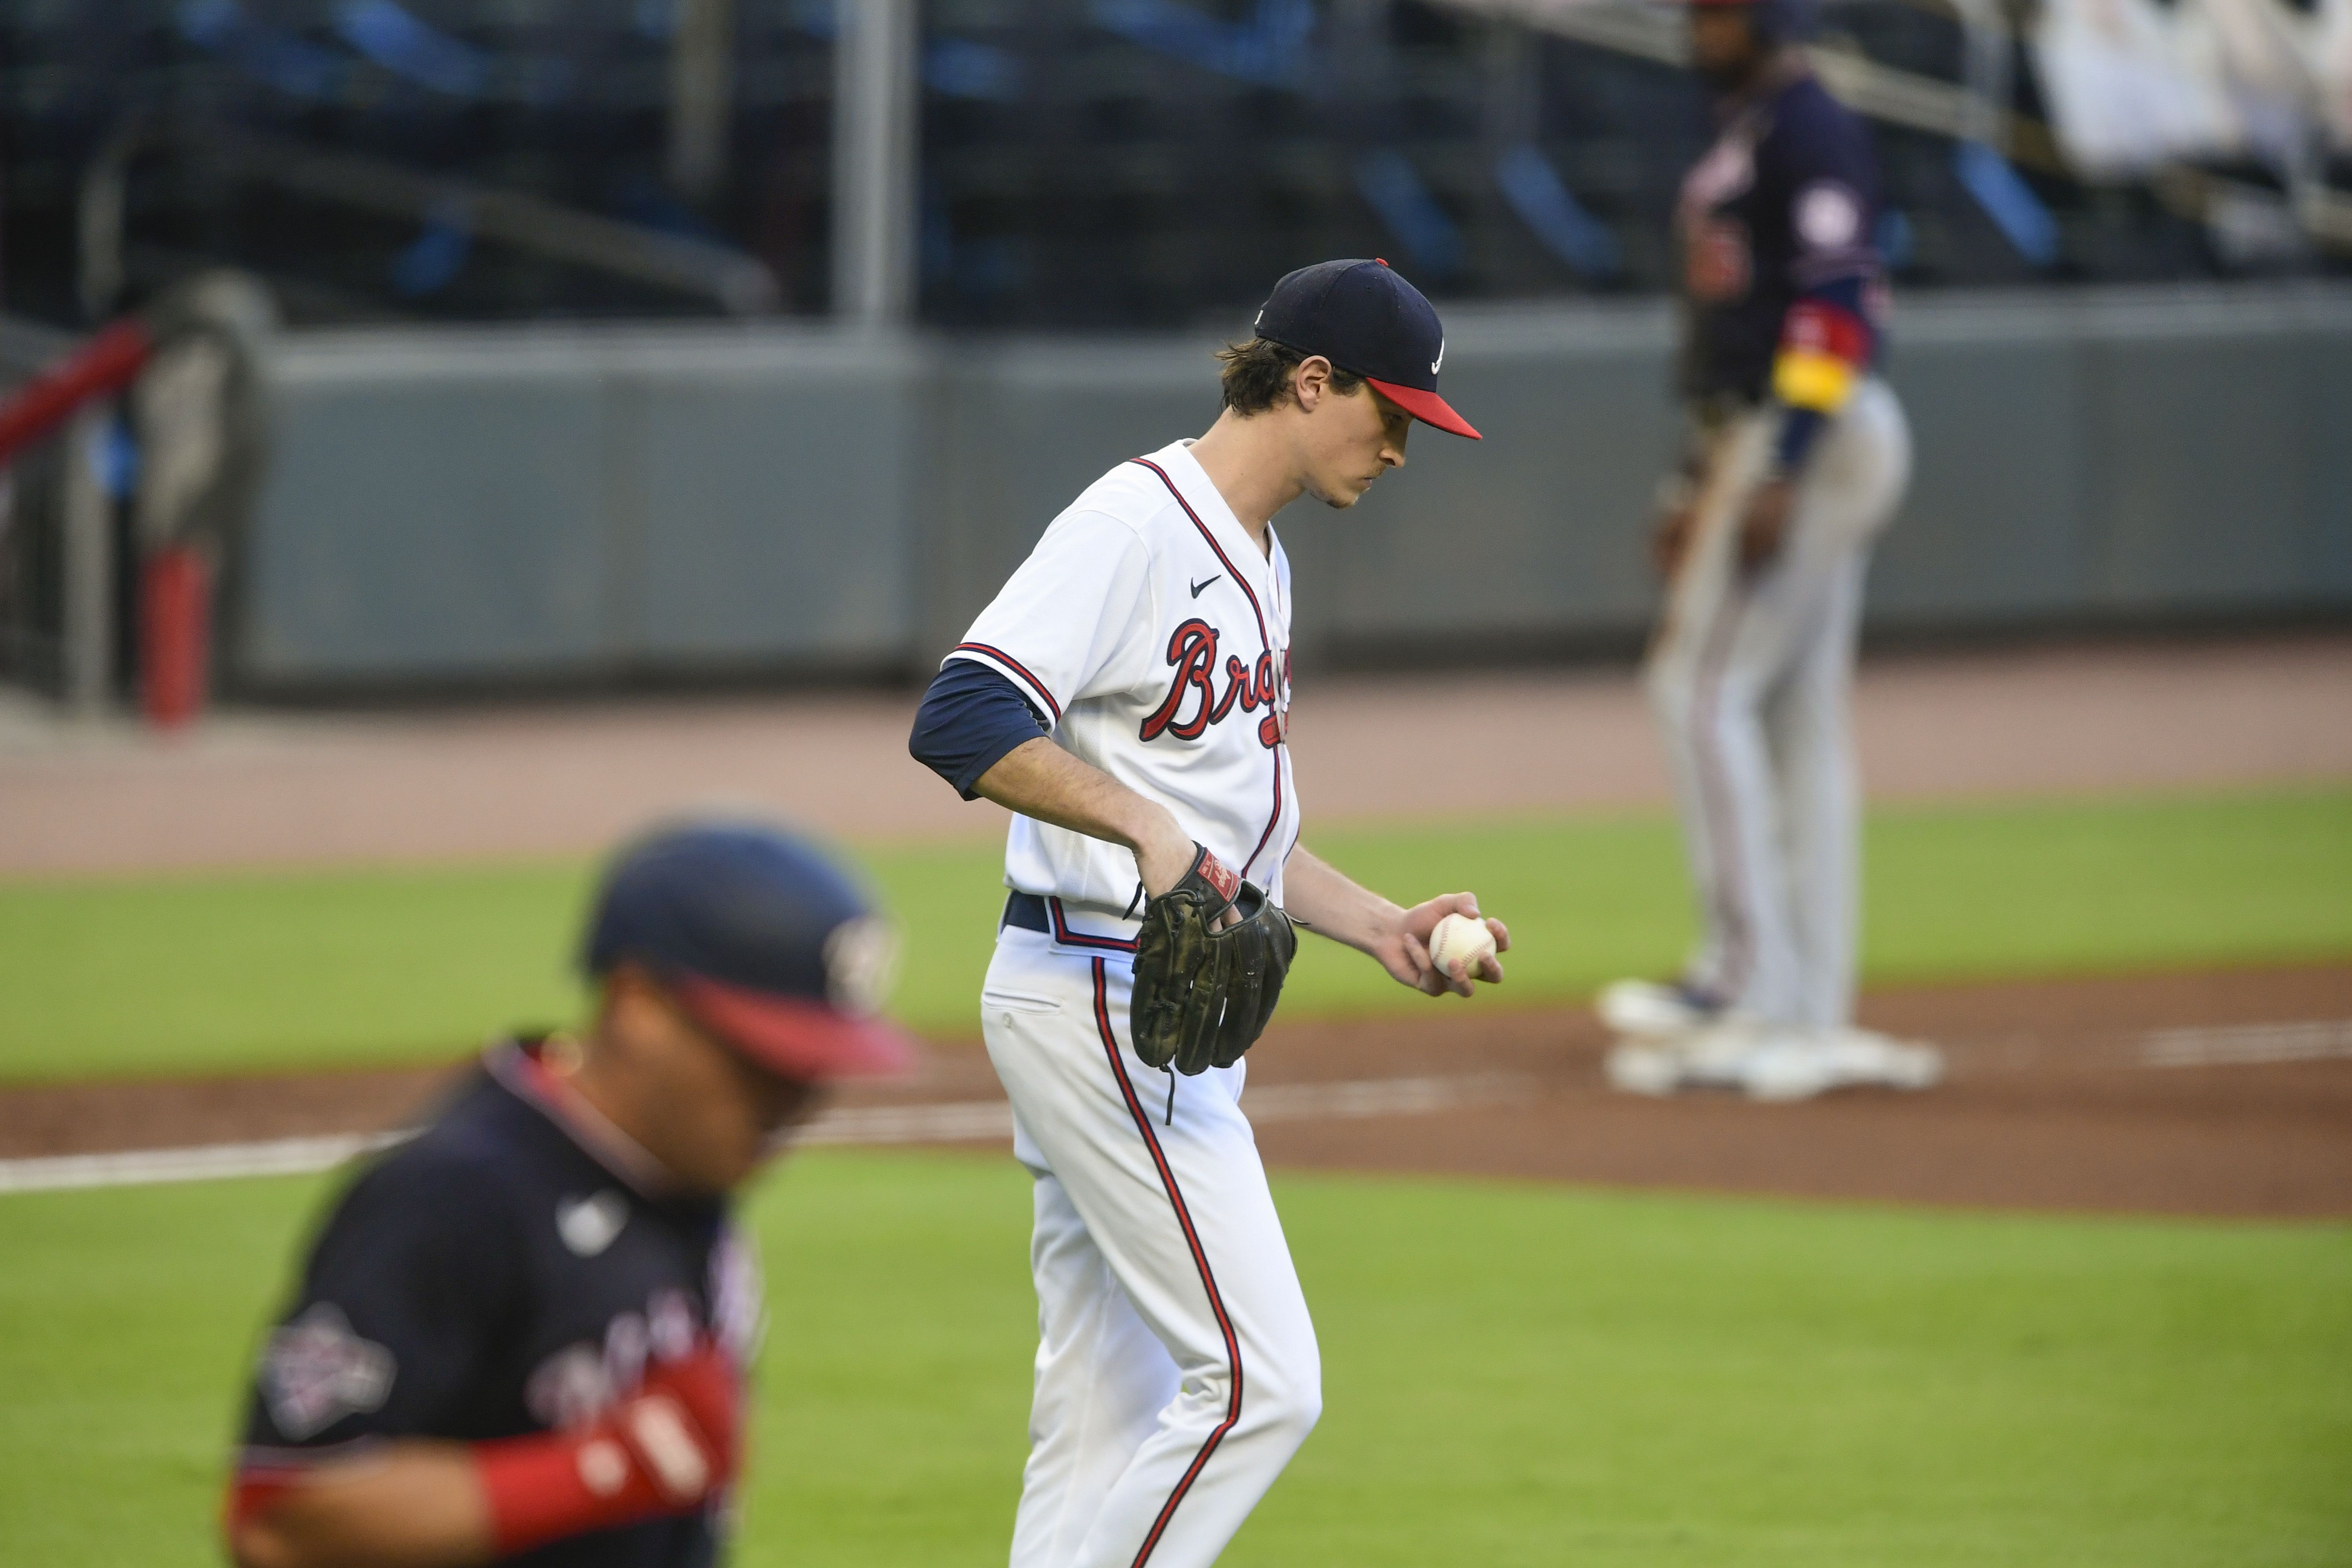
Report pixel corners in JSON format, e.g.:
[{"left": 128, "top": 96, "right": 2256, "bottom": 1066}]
[{"left": 1002, "top": 892, "right": 1141, "bottom": 953}]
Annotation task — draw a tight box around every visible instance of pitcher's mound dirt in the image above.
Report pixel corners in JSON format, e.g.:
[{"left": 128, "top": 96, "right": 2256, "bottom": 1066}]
[
  {"left": 1249, "top": 967, "right": 2352, "bottom": 1219},
  {"left": 4, "top": 966, "right": 2346, "bottom": 1219}
]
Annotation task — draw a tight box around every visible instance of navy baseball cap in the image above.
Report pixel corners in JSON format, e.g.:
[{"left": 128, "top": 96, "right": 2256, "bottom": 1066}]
[
  {"left": 584, "top": 819, "right": 914, "bottom": 1080},
  {"left": 1252, "top": 258, "right": 1480, "bottom": 439}
]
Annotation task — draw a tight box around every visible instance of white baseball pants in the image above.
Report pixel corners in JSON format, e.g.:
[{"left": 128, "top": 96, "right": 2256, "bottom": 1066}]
[
  {"left": 980, "top": 925, "right": 1322, "bottom": 1568},
  {"left": 1646, "top": 378, "right": 1911, "bottom": 1031}
]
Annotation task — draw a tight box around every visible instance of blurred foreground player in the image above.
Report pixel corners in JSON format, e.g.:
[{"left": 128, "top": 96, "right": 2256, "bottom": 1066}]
[
  {"left": 909, "top": 259, "right": 1507, "bottom": 1568},
  {"left": 1599, "top": 0, "right": 1940, "bottom": 1100},
  {"left": 224, "top": 820, "right": 909, "bottom": 1568}
]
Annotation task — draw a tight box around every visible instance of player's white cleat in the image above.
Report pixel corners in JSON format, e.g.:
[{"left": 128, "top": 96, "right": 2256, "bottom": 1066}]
[
  {"left": 1816, "top": 1026, "right": 1944, "bottom": 1090},
  {"left": 1607, "top": 1022, "right": 1944, "bottom": 1101},
  {"left": 1603, "top": 1017, "right": 1775, "bottom": 1097},
  {"left": 1676, "top": 1020, "right": 1779, "bottom": 1089},
  {"left": 1733, "top": 1026, "right": 1944, "bottom": 1100},
  {"left": 1731, "top": 1033, "right": 1843, "bottom": 1101},
  {"left": 1597, "top": 977, "right": 1727, "bottom": 1038},
  {"left": 1603, "top": 1038, "right": 1685, "bottom": 1096}
]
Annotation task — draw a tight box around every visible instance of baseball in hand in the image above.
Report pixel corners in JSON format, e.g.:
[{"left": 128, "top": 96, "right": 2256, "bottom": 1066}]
[{"left": 1427, "top": 912, "right": 1497, "bottom": 980}]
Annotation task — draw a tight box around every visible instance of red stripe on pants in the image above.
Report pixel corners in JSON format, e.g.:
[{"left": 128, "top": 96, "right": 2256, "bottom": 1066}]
[{"left": 1090, "top": 959, "right": 1243, "bottom": 1566}]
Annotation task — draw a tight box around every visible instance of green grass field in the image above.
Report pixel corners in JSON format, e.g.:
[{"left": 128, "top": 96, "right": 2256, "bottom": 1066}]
[
  {"left": 1, "top": 1152, "right": 2345, "bottom": 1567},
  {"left": 2, "top": 789, "right": 2348, "bottom": 1081}
]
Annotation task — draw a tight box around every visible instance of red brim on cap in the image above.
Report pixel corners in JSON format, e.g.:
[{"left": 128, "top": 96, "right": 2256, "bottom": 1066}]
[
  {"left": 1366, "top": 378, "right": 1481, "bottom": 439},
  {"left": 672, "top": 975, "right": 917, "bottom": 1080}
]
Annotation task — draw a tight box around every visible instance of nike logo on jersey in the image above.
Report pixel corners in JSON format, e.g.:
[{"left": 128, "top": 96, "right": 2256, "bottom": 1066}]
[
  {"left": 1189, "top": 574, "right": 1222, "bottom": 599},
  {"left": 557, "top": 1191, "right": 629, "bottom": 1257}
]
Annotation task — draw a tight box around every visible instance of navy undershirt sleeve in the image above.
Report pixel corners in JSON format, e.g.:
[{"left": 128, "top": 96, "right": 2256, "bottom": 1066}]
[
  {"left": 1775, "top": 407, "right": 1827, "bottom": 471},
  {"left": 910, "top": 658, "right": 1050, "bottom": 800}
]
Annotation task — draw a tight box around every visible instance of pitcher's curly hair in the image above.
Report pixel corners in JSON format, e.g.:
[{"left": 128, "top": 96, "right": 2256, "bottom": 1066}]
[{"left": 1214, "top": 338, "right": 1364, "bottom": 415}]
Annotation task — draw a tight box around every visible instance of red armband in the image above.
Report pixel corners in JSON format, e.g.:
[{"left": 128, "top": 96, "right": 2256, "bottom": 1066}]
[{"left": 476, "top": 1345, "right": 741, "bottom": 1557}]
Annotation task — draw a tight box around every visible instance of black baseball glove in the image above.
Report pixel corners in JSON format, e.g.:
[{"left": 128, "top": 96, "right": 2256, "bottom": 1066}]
[{"left": 1130, "top": 844, "right": 1297, "bottom": 1075}]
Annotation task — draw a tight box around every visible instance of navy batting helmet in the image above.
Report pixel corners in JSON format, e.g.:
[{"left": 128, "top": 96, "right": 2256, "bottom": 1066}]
[{"left": 584, "top": 818, "right": 912, "bottom": 1080}]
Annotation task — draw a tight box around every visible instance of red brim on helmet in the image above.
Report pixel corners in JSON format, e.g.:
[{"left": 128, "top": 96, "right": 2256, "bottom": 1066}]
[
  {"left": 1366, "top": 378, "right": 1482, "bottom": 440},
  {"left": 672, "top": 975, "right": 917, "bottom": 1081}
]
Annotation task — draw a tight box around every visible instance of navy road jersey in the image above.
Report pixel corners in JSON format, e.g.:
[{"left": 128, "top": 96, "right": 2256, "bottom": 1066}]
[
  {"left": 235, "top": 1039, "right": 763, "bottom": 1568},
  {"left": 1677, "top": 65, "right": 1887, "bottom": 408}
]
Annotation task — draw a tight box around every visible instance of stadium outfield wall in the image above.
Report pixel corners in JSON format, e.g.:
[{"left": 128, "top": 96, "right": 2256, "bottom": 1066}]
[{"left": 233, "top": 283, "right": 2352, "bottom": 689}]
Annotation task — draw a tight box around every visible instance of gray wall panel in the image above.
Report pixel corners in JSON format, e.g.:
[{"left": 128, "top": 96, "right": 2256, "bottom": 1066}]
[
  {"left": 2300, "top": 337, "right": 2352, "bottom": 597},
  {"left": 634, "top": 359, "right": 921, "bottom": 662},
  {"left": 2085, "top": 336, "right": 2314, "bottom": 610},
  {"left": 230, "top": 285, "right": 2352, "bottom": 691},
  {"left": 1871, "top": 336, "right": 2087, "bottom": 622},
  {"left": 243, "top": 372, "right": 610, "bottom": 678},
  {"left": 240, "top": 328, "right": 933, "bottom": 684}
]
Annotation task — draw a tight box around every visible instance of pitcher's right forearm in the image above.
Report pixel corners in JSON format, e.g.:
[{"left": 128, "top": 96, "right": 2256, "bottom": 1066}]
[{"left": 973, "top": 738, "right": 1196, "bottom": 895}]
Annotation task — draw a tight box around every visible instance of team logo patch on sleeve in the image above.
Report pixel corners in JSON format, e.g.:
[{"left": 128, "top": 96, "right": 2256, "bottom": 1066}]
[
  {"left": 262, "top": 1304, "right": 395, "bottom": 1439},
  {"left": 1795, "top": 181, "right": 1863, "bottom": 251}
]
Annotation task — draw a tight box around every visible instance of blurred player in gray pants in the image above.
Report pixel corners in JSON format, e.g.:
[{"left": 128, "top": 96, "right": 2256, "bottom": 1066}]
[{"left": 1600, "top": 0, "right": 1941, "bottom": 1100}]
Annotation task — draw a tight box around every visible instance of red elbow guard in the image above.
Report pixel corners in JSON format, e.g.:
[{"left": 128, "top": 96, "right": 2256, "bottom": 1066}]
[{"left": 476, "top": 1345, "right": 742, "bottom": 1557}]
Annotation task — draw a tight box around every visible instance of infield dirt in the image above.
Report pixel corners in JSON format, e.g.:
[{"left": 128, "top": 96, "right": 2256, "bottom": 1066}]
[
  {"left": 5, "top": 635, "right": 2348, "bottom": 1218},
  {"left": 7, "top": 965, "right": 2346, "bottom": 1220}
]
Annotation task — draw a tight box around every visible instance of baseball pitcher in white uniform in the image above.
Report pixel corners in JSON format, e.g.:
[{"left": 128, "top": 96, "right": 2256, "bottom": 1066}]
[{"left": 909, "top": 259, "right": 1507, "bottom": 1568}]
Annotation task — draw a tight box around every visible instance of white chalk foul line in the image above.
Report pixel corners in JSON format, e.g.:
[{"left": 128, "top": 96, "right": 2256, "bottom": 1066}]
[
  {"left": 0, "top": 1073, "right": 1537, "bottom": 1195},
  {"left": 0, "top": 1132, "right": 413, "bottom": 1195},
  {"left": 1238, "top": 1072, "right": 1532, "bottom": 1121},
  {"left": 2139, "top": 1018, "right": 2352, "bottom": 1068},
  {"left": 799, "top": 1100, "right": 1014, "bottom": 1147}
]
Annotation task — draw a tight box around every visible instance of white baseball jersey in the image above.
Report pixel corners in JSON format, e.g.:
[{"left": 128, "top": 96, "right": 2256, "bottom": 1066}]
[{"left": 947, "top": 439, "right": 1300, "bottom": 926}]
